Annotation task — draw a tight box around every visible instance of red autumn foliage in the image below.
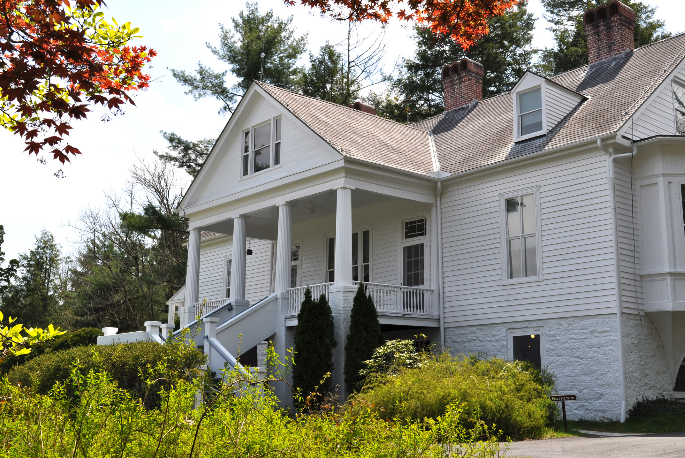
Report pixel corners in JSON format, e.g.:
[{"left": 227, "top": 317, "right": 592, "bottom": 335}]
[
  {"left": 287, "top": 0, "right": 519, "bottom": 49},
  {"left": 0, "top": 0, "right": 155, "bottom": 164}
]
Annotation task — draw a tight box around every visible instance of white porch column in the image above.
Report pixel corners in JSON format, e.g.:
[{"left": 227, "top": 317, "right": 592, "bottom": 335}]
[
  {"left": 184, "top": 229, "right": 201, "bottom": 326},
  {"left": 230, "top": 216, "right": 247, "bottom": 301},
  {"left": 334, "top": 187, "right": 353, "bottom": 285},
  {"left": 274, "top": 204, "right": 292, "bottom": 293}
]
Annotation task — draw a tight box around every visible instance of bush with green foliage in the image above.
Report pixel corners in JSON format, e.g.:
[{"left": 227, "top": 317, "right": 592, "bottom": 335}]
[
  {"left": 344, "top": 283, "right": 385, "bottom": 393},
  {"left": 0, "top": 327, "right": 103, "bottom": 374},
  {"left": 352, "top": 353, "right": 556, "bottom": 441},
  {"left": 7, "top": 340, "right": 204, "bottom": 408},
  {"left": 0, "top": 362, "right": 504, "bottom": 457},
  {"left": 628, "top": 394, "right": 685, "bottom": 418},
  {"left": 359, "top": 338, "right": 426, "bottom": 382},
  {"left": 292, "top": 288, "right": 336, "bottom": 402}
]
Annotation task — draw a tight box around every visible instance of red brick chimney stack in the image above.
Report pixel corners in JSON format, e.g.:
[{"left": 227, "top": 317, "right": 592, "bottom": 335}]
[
  {"left": 584, "top": 1, "right": 635, "bottom": 65},
  {"left": 441, "top": 58, "right": 484, "bottom": 111},
  {"left": 349, "top": 101, "right": 376, "bottom": 115}
]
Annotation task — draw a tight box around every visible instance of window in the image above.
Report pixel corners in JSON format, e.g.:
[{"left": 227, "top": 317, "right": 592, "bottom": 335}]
[
  {"left": 226, "top": 259, "right": 232, "bottom": 298},
  {"left": 352, "top": 230, "right": 371, "bottom": 282},
  {"left": 291, "top": 245, "right": 300, "bottom": 288},
  {"left": 508, "top": 329, "right": 544, "bottom": 370},
  {"left": 326, "top": 237, "right": 335, "bottom": 282},
  {"left": 502, "top": 190, "right": 540, "bottom": 280},
  {"left": 403, "top": 244, "right": 424, "bottom": 287},
  {"left": 518, "top": 88, "right": 543, "bottom": 136},
  {"left": 674, "top": 78, "right": 685, "bottom": 135},
  {"left": 405, "top": 219, "right": 426, "bottom": 239},
  {"left": 242, "top": 117, "right": 281, "bottom": 177}
]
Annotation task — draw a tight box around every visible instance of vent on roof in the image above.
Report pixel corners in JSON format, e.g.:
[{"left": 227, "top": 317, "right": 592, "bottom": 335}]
[
  {"left": 349, "top": 101, "right": 376, "bottom": 115},
  {"left": 584, "top": 1, "right": 635, "bottom": 65},
  {"left": 441, "top": 58, "right": 484, "bottom": 111}
]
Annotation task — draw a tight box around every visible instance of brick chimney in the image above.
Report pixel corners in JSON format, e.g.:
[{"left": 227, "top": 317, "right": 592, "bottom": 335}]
[
  {"left": 584, "top": 1, "right": 635, "bottom": 65},
  {"left": 349, "top": 101, "right": 376, "bottom": 115},
  {"left": 441, "top": 58, "right": 484, "bottom": 111}
]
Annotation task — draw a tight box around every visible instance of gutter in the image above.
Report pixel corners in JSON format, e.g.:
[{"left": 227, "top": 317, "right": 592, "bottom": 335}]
[
  {"left": 437, "top": 181, "right": 445, "bottom": 348},
  {"left": 598, "top": 137, "right": 637, "bottom": 423}
]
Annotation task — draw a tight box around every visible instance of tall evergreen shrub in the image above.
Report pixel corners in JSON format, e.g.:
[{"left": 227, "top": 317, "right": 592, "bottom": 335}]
[
  {"left": 292, "top": 289, "right": 336, "bottom": 403},
  {"left": 344, "top": 283, "right": 385, "bottom": 393}
]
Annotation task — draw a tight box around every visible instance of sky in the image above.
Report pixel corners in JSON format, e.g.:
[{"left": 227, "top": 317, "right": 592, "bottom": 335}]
[{"left": 0, "top": 0, "right": 683, "bottom": 262}]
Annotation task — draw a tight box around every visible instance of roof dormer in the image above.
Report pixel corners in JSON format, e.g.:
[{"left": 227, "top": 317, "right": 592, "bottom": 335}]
[{"left": 511, "top": 71, "right": 585, "bottom": 142}]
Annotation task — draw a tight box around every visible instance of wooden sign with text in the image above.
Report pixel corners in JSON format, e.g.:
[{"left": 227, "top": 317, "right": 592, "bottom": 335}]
[{"left": 550, "top": 395, "right": 576, "bottom": 401}]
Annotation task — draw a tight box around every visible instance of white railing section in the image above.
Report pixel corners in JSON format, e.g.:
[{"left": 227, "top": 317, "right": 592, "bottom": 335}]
[
  {"left": 288, "top": 283, "right": 331, "bottom": 315},
  {"left": 194, "top": 298, "right": 230, "bottom": 317},
  {"left": 287, "top": 282, "right": 434, "bottom": 317}
]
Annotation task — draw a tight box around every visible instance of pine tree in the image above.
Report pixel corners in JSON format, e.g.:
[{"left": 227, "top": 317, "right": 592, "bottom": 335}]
[
  {"left": 344, "top": 282, "right": 385, "bottom": 393},
  {"left": 292, "top": 289, "right": 337, "bottom": 404}
]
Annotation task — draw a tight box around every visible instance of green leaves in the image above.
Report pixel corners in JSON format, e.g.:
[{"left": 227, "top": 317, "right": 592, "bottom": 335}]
[{"left": 0, "top": 310, "right": 66, "bottom": 358}]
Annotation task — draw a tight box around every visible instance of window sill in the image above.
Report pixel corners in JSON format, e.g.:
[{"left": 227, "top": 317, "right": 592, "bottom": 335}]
[
  {"left": 501, "top": 275, "right": 544, "bottom": 286},
  {"left": 239, "top": 163, "right": 283, "bottom": 181},
  {"left": 514, "top": 131, "right": 547, "bottom": 142}
]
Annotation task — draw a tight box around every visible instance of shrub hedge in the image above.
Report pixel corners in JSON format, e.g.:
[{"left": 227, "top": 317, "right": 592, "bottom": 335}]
[
  {"left": 351, "top": 353, "right": 556, "bottom": 441},
  {"left": 7, "top": 340, "right": 205, "bottom": 408},
  {"left": 0, "top": 327, "right": 103, "bottom": 375}
]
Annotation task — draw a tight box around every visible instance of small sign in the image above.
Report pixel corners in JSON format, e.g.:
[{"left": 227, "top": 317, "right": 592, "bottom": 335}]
[{"left": 550, "top": 395, "right": 576, "bottom": 401}]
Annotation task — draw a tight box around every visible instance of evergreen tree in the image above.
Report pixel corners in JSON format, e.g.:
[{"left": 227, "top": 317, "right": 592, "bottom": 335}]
[
  {"left": 537, "top": 0, "right": 671, "bottom": 76},
  {"left": 0, "top": 226, "right": 18, "bottom": 302},
  {"left": 292, "top": 289, "right": 337, "bottom": 404},
  {"left": 344, "top": 283, "right": 385, "bottom": 393},
  {"left": 298, "top": 43, "right": 359, "bottom": 105},
  {"left": 368, "top": 1, "right": 537, "bottom": 123}
]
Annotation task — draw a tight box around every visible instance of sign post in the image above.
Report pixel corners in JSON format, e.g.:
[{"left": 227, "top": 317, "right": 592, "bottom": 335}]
[{"left": 550, "top": 395, "right": 576, "bottom": 432}]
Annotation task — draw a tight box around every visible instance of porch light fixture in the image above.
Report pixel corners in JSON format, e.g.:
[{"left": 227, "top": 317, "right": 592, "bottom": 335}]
[{"left": 247, "top": 239, "right": 253, "bottom": 255}]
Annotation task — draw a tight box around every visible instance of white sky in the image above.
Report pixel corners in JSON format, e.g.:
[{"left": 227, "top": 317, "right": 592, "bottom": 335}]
[{"left": 0, "top": 0, "right": 683, "bottom": 262}]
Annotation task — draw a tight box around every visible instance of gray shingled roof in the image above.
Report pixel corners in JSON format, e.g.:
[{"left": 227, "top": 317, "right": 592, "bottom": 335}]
[
  {"left": 416, "top": 33, "right": 685, "bottom": 175},
  {"left": 257, "top": 33, "right": 685, "bottom": 177},
  {"left": 257, "top": 82, "right": 435, "bottom": 175}
]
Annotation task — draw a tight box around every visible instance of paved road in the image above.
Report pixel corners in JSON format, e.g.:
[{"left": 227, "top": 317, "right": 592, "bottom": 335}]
[{"left": 504, "top": 433, "right": 685, "bottom": 457}]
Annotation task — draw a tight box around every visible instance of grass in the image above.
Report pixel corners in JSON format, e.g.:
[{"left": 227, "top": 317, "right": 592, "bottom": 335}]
[{"left": 540, "top": 413, "right": 685, "bottom": 436}]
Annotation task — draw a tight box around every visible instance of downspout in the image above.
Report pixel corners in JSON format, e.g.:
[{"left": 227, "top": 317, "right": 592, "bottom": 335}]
[
  {"left": 437, "top": 181, "right": 445, "bottom": 348},
  {"left": 599, "top": 137, "right": 636, "bottom": 423}
]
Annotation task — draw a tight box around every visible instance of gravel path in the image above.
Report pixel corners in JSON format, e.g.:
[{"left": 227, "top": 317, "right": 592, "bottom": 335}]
[{"left": 504, "top": 432, "right": 685, "bottom": 458}]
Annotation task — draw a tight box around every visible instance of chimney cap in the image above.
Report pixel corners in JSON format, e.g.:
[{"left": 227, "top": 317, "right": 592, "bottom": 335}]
[
  {"left": 584, "top": 1, "right": 635, "bottom": 26},
  {"left": 441, "top": 57, "right": 484, "bottom": 80}
]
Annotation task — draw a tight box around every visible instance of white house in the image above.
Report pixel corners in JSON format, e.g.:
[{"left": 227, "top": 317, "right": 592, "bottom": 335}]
[{"left": 161, "top": 1, "right": 685, "bottom": 421}]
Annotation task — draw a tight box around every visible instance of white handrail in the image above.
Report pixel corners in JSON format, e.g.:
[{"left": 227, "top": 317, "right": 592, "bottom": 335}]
[
  {"left": 286, "top": 282, "right": 434, "bottom": 317},
  {"left": 194, "top": 298, "right": 230, "bottom": 317}
]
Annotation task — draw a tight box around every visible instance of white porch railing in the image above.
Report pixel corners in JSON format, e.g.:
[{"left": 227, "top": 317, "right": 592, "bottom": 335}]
[
  {"left": 194, "top": 298, "right": 230, "bottom": 318},
  {"left": 287, "top": 282, "right": 434, "bottom": 317},
  {"left": 288, "top": 283, "right": 332, "bottom": 315}
]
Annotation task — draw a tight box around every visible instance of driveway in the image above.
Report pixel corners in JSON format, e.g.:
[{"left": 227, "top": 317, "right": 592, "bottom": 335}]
[{"left": 504, "top": 432, "right": 685, "bottom": 457}]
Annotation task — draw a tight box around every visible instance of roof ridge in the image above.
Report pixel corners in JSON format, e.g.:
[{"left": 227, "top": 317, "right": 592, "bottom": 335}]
[{"left": 256, "top": 81, "right": 429, "bottom": 134}]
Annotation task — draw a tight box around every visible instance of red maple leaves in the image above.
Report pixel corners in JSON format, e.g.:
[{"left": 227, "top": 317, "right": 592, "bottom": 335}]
[
  {"left": 287, "top": 0, "right": 519, "bottom": 49},
  {"left": 0, "top": 0, "right": 156, "bottom": 164}
]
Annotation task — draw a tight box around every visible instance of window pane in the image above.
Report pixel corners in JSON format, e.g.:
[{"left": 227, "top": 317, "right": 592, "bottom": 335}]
[
  {"left": 254, "top": 146, "right": 270, "bottom": 172},
  {"left": 242, "top": 153, "right": 249, "bottom": 176},
  {"left": 274, "top": 142, "right": 280, "bottom": 166},
  {"left": 243, "top": 131, "right": 249, "bottom": 154},
  {"left": 512, "top": 334, "right": 541, "bottom": 369},
  {"left": 363, "top": 264, "right": 369, "bottom": 282},
  {"left": 403, "top": 243, "right": 424, "bottom": 287},
  {"left": 352, "top": 266, "right": 359, "bottom": 282},
  {"left": 226, "top": 259, "right": 232, "bottom": 297},
  {"left": 521, "top": 110, "right": 543, "bottom": 136},
  {"left": 508, "top": 239, "right": 522, "bottom": 279},
  {"left": 291, "top": 265, "right": 298, "bottom": 288},
  {"left": 524, "top": 235, "right": 537, "bottom": 277},
  {"left": 253, "top": 123, "right": 270, "bottom": 150},
  {"left": 275, "top": 117, "right": 281, "bottom": 141},
  {"left": 522, "top": 193, "right": 535, "bottom": 234},
  {"left": 362, "top": 230, "right": 370, "bottom": 263},
  {"left": 404, "top": 219, "right": 426, "bottom": 239},
  {"left": 291, "top": 245, "right": 299, "bottom": 262},
  {"left": 506, "top": 198, "right": 521, "bottom": 236},
  {"left": 352, "top": 232, "right": 358, "bottom": 267},
  {"left": 519, "top": 88, "right": 541, "bottom": 114},
  {"left": 328, "top": 238, "right": 335, "bottom": 270}
]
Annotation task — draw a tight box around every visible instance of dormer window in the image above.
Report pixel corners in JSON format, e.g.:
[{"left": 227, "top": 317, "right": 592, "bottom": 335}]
[
  {"left": 242, "top": 117, "right": 281, "bottom": 177},
  {"left": 519, "top": 88, "right": 543, "bottom": 136}
]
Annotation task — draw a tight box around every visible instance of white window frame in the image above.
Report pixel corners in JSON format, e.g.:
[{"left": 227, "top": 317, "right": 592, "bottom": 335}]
[
  {"left": 240, "top": 116, "right": 282, "bottom": 178},
  {"left": 500, "top": 186, "right": 543, "bottom": 284},
  {"left": 223, "top": 256, "right": 232, "bottom": 299},
  {"left": 398, "top": 216, "right": 429, "bottom": 288},
  {"left": 352, "top": 227, "right": 372, "bottom": 283},
  {"left": 513, "top": 84, "right": 547, "bottom": 142},
  {"left": 507, "top": 327, "right": 546, "bottom": 367}
]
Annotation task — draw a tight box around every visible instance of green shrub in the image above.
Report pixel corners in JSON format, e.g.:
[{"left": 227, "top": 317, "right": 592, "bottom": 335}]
[
  {"left": 293, "top": 289, "right": 336, "bottom": 402},
  {"left": 0, "top": 327, "right": 103, "bottom": 375},
  {"left": 344, "top": 283, "right": 385, "bottom": 393},
  {"left": 359, "top": 338, "right": 426, "bottom": 382},
  {"left": 7, "top": 340, "right": 205, "bottom": 407},
  {"left": 628, "top": 395, "right": 685, "bottom": 418},
  {"left": 351, "top": 353, "right": 556, "bottom": 441}
]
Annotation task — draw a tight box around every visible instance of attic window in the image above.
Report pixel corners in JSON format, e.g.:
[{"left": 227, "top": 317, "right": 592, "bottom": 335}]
[
  {"left": 518, "top": 88, "right": 543, "bottom": 137},
  {"left": 674, "top": 78, "right": 685, "bottom": 135},
  {"left": 242, "top": 117, "right": 282, "bottom": 177}
]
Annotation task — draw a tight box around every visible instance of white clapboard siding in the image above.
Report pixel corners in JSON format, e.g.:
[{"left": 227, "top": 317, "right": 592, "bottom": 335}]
[
  {"left": 545, "top": 84, "right": 583, "bottom": 130},
  {"left": 198, "top": 236, "right": 273, "bottom": 305},
  {"left": 292, "top": 199, "right": 433, "bottom": 291},
  {"left": 614, "top": 160, "right": 643, "bottom": 314},
  {"left": 441, "top": 149, "right": 618, "bottom": 327},
  {"left": 620, "top": 58, "right": 685, "bottom": 141},
  {"left": 188, "top": 95, "right": 341, "bottom": 208}
]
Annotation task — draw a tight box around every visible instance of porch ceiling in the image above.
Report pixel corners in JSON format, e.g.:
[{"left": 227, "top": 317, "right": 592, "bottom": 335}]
[{"left": 201, "top": 189, "right": 395, "bottom": 240}]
